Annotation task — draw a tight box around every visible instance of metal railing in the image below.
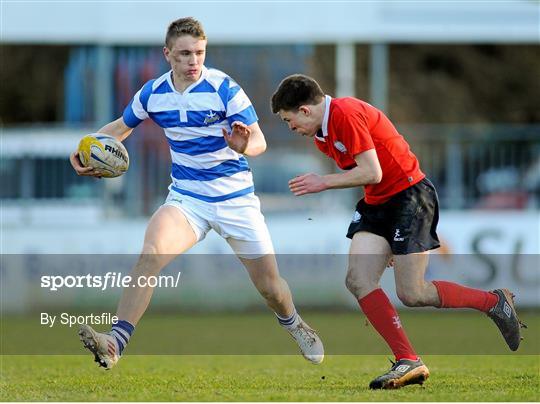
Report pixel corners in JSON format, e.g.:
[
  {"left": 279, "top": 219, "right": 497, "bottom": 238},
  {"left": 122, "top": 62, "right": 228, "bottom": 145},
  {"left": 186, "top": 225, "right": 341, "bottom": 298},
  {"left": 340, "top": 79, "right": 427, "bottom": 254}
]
[{"left": 1, "top": 124, "right": 538, "bottom": 217}]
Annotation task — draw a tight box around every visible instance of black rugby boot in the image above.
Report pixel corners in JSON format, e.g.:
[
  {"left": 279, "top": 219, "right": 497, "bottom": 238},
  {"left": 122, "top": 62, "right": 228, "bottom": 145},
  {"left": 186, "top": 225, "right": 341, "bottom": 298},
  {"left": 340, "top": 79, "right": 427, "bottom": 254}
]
[
  {"left": 369, "top": 358, "right": 429, "bottom": 389},
  {"left": 487, "top": 288, "right": 527, "bottom": 351}
]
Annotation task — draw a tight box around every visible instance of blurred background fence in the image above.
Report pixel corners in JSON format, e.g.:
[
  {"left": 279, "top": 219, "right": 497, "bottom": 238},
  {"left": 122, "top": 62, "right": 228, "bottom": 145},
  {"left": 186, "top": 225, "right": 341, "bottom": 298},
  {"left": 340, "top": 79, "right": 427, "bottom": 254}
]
[{"left": 2, "top": 123, "right": 539, "bottom": 215}]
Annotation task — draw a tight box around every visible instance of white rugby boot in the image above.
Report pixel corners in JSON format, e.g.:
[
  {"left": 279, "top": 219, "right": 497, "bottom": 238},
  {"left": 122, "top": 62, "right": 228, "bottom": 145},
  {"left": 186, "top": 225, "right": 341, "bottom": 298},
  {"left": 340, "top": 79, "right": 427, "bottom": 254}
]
[
  {"left": 286, "top": 320, "right": 324, "bottom": 364},
  {"left": 78, "top": 324, "right": 119, "bottom": 370}
]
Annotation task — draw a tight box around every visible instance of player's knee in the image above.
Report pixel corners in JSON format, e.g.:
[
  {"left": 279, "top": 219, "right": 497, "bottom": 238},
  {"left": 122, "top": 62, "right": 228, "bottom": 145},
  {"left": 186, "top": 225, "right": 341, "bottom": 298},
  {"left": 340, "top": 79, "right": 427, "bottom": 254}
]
[
  {"left": 260, "top": 284, "right": 285, "bottom": 305},
  {"left": 396, "top": 290, "right": 424, "bottom": 307},
  {"left": 253, "top": 274, "right": 287, "bottom": 304},
  {"left": 141, "top": 242, "right": 159, "bottom": 255},
  {"left": 345, "top": 270, "right": 364, "bottom": 298},
  {"left": 136, "top": 243, "right": 169, "bottom": 275}
]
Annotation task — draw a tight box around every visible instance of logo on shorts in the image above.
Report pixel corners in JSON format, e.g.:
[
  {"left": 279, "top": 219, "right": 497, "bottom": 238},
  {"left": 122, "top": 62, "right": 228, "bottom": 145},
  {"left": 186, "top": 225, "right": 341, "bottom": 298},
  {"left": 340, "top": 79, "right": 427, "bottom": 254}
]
[
  {"left": 352, "top": 211, "right": 361, "bottom": 223},
  {"left": 334, "top": 141, "right": 347, "bottom": 153},
  {"left": 394, "top": 229, "right": 405, "bottom": 242}
]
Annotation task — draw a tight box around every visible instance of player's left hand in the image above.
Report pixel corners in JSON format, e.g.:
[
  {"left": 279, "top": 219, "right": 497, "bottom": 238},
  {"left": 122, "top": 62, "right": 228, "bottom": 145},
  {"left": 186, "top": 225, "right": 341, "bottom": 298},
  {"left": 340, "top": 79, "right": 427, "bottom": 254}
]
[
  {"left": 289, "top": 173, "right": 328, "bottom": 196},
  {"left": 223, "top": 121, "right": 250, "bottom": 154}
]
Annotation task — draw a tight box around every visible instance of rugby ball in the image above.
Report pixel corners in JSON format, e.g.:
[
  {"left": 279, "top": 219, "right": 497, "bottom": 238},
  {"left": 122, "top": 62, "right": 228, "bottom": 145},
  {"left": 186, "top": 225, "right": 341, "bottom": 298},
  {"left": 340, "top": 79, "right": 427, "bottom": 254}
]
[{"left": 78, "top": 134, "right": 129, "bottom": 178}]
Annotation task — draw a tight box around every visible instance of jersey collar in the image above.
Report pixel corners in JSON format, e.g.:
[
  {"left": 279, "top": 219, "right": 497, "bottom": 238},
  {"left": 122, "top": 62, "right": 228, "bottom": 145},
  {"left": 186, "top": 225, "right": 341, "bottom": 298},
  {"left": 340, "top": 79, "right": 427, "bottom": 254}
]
[
  {"left": 167, "top": 65, "right": 208, "bottom": 94},
  {"left": 315, "top": 95, "right": 332, "bottom": 142}
]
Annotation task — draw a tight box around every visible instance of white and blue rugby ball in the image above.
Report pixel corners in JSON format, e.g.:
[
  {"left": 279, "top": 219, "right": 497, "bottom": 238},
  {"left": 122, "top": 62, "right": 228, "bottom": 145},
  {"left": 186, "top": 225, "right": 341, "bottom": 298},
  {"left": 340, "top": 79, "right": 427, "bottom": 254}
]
[{"left": 78, "top": 134, "right": 129, "bottom": 178}]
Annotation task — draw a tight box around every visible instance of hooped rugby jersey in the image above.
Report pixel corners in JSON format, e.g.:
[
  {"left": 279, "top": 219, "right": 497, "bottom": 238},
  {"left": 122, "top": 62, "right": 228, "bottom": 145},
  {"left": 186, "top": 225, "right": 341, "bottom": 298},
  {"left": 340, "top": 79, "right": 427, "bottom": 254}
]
[
  {"left": 314, "top": 95, "right": 425, "bottom": 205},
  {"left": 123, "top": 66, "right": 257, "bottom": 202}
]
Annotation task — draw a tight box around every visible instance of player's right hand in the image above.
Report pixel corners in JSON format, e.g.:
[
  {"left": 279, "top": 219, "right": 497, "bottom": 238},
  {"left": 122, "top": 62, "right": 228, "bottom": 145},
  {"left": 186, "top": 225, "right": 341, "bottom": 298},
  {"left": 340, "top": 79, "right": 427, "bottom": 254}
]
[
  {"left": 69, "top": 151, "right": 101, "bottom": 178},
  {"left": 289, "top": 173, "right": 328, "bottom": 196}
]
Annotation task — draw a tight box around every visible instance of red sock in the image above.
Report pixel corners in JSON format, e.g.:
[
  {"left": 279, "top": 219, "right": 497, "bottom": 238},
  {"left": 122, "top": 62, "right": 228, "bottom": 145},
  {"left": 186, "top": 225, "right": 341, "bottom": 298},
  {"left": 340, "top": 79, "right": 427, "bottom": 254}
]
[
  {"left": 432, "top": 280, "right": 498, "bottom": 312},
  {"left": 358, "top": 288, "right": 417, "bottom": 361}
]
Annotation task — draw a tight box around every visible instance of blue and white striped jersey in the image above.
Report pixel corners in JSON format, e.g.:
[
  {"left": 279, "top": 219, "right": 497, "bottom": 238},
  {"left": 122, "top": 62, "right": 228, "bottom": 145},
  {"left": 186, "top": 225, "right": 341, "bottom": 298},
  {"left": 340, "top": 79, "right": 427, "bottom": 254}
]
[{"left": 123, "top": 66, "right": 258, "bottom": 203}]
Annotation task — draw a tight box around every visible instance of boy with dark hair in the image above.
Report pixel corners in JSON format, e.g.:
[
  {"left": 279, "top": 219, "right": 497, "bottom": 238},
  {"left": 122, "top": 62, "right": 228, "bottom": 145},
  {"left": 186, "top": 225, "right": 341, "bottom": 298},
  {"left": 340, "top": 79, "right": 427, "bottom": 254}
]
[{"left": 271, "top": 73, "right": 526, "bottom": 389}]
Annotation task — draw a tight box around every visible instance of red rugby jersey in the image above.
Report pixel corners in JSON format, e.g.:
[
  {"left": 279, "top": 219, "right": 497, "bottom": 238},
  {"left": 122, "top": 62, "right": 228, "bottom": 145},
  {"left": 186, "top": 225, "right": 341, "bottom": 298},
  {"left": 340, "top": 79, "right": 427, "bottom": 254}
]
[{"left": 314, "top": 96, "right": 425, "bottom": 205}]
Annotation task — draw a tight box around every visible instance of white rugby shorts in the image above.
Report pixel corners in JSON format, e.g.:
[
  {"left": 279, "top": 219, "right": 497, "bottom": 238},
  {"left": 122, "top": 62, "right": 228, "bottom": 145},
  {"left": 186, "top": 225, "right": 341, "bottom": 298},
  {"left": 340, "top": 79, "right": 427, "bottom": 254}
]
[{"left": 163, "top": 189, "right": 274, "bottom": 258}]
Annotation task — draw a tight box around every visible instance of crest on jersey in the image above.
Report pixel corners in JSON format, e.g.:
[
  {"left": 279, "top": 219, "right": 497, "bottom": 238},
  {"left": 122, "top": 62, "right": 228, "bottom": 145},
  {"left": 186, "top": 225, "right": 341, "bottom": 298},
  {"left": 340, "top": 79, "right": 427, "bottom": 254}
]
[
  {"left": 204, "top": 111, "right": 220, "bottom": 125},
  {"left": 334, "top": 141, "right": 347, "bottom": 153}
]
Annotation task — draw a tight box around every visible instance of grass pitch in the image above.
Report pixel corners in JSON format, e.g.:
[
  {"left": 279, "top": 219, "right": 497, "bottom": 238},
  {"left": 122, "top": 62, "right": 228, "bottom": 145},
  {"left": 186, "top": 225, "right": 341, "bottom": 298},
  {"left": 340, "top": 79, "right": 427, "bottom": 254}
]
[
  {"left": 1, "top": 311, "right": 539, "bottom": 401},
  {"left": 1, "top": 354, "right": 538, "bottom": 401}
]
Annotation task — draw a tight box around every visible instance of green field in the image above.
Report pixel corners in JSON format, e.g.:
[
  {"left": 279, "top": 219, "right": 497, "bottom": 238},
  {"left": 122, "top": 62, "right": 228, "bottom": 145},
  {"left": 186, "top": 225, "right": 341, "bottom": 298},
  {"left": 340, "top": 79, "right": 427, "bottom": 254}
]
[
  {"left": 1, "top": 355, "right": 538, "bottom": 401},
  {"left": 1, "top": 311, "right": 539, "bottom": 401}
]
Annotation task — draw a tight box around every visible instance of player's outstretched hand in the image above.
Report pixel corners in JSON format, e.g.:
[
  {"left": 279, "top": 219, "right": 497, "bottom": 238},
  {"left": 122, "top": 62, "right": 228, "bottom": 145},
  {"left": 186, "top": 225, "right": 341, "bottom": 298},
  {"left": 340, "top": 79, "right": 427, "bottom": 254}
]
[
  {"left": 289, "top": 173, "right": 327, "bottom": 196},
  {"left": 222, "top": 121, "right": 250, "bottom": 154},
  {"left": 69, "top": 151, "right": 101, "bottom": 178}
]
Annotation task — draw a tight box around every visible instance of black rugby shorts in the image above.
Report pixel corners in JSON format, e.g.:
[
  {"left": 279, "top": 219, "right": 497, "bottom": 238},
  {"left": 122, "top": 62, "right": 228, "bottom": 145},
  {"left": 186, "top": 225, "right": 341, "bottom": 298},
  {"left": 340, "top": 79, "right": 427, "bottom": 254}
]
[{"left": 346, "top": 178, "right": 440, "bottom": 255}]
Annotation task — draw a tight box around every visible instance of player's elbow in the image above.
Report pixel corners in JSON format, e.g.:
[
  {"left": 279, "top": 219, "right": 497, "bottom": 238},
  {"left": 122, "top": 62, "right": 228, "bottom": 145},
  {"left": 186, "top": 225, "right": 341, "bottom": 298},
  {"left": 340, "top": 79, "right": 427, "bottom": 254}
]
[
  {"left": 367, "top": 168, "right": 382, "bottom": 184},
  {"left": 258, "top": 139, "right": 267, "bottom": 154}
]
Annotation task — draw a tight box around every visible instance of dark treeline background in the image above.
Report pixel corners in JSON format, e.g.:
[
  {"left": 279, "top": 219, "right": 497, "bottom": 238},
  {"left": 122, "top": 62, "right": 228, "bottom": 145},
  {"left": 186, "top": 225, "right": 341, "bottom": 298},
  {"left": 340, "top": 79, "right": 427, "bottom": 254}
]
[{"left": 1, "top": 44, "right": 539, "bottom": 124}]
